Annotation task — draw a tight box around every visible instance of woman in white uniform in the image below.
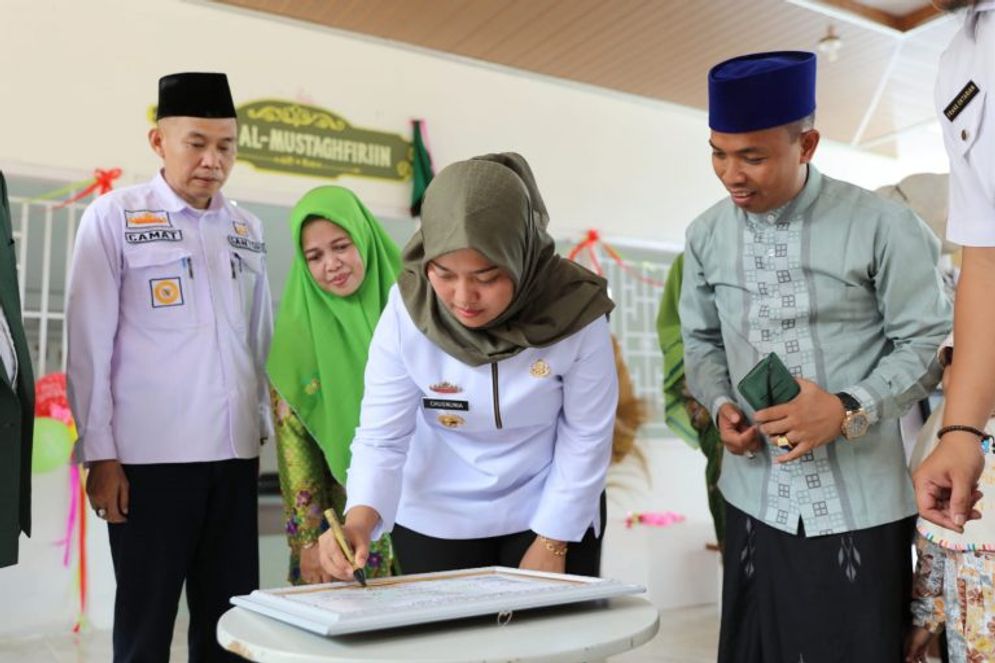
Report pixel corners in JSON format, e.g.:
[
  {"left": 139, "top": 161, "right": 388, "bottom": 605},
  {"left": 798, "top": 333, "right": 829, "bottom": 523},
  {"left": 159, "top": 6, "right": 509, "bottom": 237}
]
[{"left": 319, "top": 152, "right": 617, "bottom": 577}]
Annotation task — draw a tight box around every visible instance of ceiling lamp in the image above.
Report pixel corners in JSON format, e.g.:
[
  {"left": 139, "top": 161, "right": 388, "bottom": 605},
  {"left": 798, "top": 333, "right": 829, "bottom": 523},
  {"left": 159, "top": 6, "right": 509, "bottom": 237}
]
[{"left": 818, "top": 25, "right": 843, "bottom": 62}]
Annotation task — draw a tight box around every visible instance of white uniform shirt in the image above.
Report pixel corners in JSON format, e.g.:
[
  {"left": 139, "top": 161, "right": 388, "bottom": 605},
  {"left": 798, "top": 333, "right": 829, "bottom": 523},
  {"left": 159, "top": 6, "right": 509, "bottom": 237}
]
[
  {"left": 67, "top": 172, "right": 273, "bottom": 464},
  {"left": 345, "top": 286, "right": 618, "bottom": 543},
  {"left": 936, "top": 1, "right": 995, "bottom": 246}
]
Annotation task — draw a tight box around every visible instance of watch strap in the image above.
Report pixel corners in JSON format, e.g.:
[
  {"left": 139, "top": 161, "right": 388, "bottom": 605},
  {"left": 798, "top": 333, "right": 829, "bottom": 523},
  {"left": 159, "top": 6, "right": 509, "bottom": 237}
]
[{"left": 835, "top": 391, "right": 861, "bottom": 413}]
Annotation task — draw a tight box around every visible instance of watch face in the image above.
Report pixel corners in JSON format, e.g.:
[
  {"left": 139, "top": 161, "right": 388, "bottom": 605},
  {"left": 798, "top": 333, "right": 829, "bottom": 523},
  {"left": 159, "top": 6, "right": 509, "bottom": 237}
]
[{"left": 843, "top": 412, "right": 870, "bottom": 439}]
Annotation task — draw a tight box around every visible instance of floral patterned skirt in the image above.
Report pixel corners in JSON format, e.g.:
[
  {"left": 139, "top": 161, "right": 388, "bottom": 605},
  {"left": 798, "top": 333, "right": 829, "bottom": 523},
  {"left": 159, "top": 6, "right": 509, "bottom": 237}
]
[
  {"left": 913, "top": 534, "right": 995, "bottom": 662},
  {"left": 274, "top": 392, "right": 398, "bottom": 585}
]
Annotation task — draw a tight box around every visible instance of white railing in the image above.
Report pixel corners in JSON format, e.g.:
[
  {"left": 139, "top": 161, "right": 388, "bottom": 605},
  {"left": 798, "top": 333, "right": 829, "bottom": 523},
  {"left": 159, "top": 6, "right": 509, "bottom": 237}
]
[
  {"left": 9, "top": 194, "right": 82, "bottom": 377},
  {"left": 603, "top": 259, "right": 671, "bottom": 439},
  {"left": 9, "top": 185, "right": 676, "bottom": 438}
]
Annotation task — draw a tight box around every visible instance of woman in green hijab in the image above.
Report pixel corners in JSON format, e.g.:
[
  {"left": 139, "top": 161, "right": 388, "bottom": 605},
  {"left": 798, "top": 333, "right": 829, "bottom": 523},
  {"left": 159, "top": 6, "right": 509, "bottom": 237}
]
[
  {"left": 316, "top": 153, "right": 618, "bottom": 580},
  {"left": 267, "top": 185, "right": 401, "bottom": 585}
]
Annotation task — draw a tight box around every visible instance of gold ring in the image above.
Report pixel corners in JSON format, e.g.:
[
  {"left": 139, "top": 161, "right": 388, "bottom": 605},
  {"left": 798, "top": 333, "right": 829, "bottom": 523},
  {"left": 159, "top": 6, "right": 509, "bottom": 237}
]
[{"left": 775, "top": 435, "right": 792, "bottom": 449}]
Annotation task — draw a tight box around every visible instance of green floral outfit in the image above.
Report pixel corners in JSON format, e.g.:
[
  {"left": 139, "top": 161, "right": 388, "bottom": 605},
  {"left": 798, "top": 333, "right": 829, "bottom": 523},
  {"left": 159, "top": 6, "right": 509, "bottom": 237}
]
[
  {"left": 266, "top": 185, "right": 402, "bottom": 584},
  {"left": 274, "top": 393, "right": 396, "bottom": 583}
]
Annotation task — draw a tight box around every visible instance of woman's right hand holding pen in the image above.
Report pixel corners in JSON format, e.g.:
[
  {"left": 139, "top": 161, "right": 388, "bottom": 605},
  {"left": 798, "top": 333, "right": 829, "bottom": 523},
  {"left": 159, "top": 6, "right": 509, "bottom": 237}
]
[{"left": 318, "top": 505, "right": 379, "bottom": 581}]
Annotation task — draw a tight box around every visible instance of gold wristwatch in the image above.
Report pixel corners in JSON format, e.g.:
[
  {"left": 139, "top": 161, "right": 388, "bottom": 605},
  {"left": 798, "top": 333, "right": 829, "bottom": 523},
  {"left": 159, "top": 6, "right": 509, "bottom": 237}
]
[{"left": 836, "top": 392, "right": 869, "bottom": 440}]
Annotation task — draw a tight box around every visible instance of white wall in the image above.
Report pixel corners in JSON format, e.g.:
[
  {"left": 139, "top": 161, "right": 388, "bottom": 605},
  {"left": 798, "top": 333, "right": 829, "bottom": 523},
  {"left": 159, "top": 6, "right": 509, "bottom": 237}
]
[
  {"left": 0, "top": 0, "right": 934, "bottom": 248},
  {"left": 0, "top": 0, "right": 948, "bottom": 636}
]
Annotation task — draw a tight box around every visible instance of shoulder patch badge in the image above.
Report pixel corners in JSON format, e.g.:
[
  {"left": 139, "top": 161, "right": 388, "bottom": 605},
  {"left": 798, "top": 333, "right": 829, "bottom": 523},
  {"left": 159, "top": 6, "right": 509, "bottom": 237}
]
[
  {"left": 149, "top": 277, "right": 184, "bottom": 308},
  {"left": 125, "top": 210, "right": 172, "bottom": 228},
  {"left": 232, "top": 220, "right": 250, "bottom": 237},
  {"left": 125, "top": 210, "right": 181, "bottom": 244}
]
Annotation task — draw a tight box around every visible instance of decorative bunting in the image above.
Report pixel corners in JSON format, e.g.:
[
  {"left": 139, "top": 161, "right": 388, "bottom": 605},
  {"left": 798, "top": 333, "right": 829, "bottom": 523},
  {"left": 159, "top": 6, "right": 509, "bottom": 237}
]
[
  {"left": 567, "top": 229, "right": 667, "bottom": 288},
  {"left": 28, "top": 168, "right": 122, "bottom": 209}
]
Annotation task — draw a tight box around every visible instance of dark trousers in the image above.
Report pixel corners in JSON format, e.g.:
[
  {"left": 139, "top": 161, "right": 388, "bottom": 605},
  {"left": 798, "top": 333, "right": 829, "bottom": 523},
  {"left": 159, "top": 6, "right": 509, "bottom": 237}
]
[
  {"left": 391, "top": 492, "right": 607, "bottom": 577},
  {"left": 718, "top": 500, "right": 914, "bottom": 663},
  {"left": 108, "top": 459, "right": 259, "bottom": 663}
]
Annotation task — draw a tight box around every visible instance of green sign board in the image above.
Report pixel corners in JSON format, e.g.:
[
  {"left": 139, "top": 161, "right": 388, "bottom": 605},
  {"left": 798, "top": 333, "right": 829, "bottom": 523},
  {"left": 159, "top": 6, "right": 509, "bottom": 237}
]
[
  {"left": 149, "top": 100, "right": 413, "bottom": 182},
  {"left": 235, "top": 100, "right": 413, "bottom": 182}
]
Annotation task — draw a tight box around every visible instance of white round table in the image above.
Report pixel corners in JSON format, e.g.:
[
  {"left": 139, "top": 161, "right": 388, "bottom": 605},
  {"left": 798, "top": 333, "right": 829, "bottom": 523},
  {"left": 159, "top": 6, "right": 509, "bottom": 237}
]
[{"left": 217, "top": 595, "right": 659, "bottom": 662}]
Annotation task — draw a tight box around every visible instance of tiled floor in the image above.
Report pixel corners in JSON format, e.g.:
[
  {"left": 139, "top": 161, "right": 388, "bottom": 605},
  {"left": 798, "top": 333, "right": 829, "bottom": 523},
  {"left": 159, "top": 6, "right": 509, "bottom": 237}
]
[
  {"left": 611, "top": 604, "right": 719, "bottom": 663},
  {"left": 0, "top": 616, "right": 189, "bottom": 663},
  {"left": 0, "top": 605, "right": 717, "bottom": 663}
]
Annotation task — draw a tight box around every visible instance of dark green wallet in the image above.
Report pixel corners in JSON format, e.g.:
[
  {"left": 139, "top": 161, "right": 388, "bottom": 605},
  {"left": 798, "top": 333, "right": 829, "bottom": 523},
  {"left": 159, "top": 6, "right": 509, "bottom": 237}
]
[{"left": 737, "top": 352, "right": 801, "bottom": 411}]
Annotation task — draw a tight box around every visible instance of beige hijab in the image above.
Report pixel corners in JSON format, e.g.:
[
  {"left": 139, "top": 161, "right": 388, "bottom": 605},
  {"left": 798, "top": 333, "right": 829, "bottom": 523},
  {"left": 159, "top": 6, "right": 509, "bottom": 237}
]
[{"left": 398, "top": 152, "right": 613, "bottom": 366}]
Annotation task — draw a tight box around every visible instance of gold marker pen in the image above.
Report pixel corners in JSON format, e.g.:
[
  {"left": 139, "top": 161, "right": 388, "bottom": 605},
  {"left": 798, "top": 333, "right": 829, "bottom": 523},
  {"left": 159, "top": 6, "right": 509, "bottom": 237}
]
[{"left": 323, "top": 508, "right": 368, "bottom": 587}]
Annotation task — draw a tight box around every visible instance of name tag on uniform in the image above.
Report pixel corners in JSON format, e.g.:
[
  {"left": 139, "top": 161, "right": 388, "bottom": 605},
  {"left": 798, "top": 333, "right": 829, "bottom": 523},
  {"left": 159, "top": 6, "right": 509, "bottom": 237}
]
[
  {"left": 126, "top": 229, "right": 183, "bottom": 244},
  {"left": 228, "top": 235, "right": 266, "bottom": 253},
  {"left": 944, "top": 80, "right": 980, "bottom": 121},
  {"left": 422, "top": 398, "right": 469, "bottom": 411}
]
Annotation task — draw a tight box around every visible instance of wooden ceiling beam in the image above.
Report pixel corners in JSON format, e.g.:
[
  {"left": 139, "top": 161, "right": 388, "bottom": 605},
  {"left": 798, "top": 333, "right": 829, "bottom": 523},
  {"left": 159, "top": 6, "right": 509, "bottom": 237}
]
[
  {"left": 813, "top": 0, "right": 904, "bottom": 30},
  {"left": 798, "top": 0, "right": 942, "bottom": 33},
  {"left": 897, "top": 5, "right": 942, "bottom": 31}
]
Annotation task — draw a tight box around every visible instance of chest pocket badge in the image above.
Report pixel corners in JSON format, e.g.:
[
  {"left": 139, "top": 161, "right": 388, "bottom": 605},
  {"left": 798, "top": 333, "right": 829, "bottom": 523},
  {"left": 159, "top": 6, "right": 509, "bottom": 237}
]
[
  {"left": 530, "top": 359, "right": 551, "bottom": 378},
  {"left": 150, "top": 277, "right": 184, "bottom": 308},
  {"left": 437, "top": 414, "right": 465, "bottom": 429},
  {"left": 429, "top": 381, "right": 462, "bottom": 394},
  {"left": 124, "top": 210, "right": 182, "bottom": 245}
]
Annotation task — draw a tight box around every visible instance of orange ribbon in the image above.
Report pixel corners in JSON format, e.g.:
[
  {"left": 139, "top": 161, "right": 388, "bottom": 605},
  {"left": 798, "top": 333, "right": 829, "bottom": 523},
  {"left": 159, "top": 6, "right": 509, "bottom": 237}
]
[{"left": 566, "top": 229, "right": 666, "bottom": 288}]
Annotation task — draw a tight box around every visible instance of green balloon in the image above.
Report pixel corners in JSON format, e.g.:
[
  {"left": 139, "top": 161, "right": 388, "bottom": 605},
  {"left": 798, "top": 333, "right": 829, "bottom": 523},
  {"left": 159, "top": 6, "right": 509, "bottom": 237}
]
[{"left": 32, "top": 417, "right": 74, "bottom": 474}]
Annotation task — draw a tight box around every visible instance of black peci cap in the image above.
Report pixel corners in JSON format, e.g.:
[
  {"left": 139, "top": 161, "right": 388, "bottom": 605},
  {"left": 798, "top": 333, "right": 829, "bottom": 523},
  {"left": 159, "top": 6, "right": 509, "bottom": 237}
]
[{"left": 155, "top": 72, "right": 237, "bottom": 120}]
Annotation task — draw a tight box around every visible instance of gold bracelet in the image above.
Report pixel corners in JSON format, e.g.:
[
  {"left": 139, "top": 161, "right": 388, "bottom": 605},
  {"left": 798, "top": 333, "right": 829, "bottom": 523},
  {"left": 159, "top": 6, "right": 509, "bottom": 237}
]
[{"left": 537, "top": 535, "right": 568, "bottom": 557}]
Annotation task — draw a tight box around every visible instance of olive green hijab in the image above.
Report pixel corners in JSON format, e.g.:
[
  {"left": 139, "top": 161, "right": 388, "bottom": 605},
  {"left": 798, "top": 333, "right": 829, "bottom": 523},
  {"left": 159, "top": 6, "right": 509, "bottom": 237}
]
[
  {"left": 398, "top": 152, "right": 613, "bottom": 366},
  {"left": 267, "top": 186, "right": 401, "bottom": 484}
]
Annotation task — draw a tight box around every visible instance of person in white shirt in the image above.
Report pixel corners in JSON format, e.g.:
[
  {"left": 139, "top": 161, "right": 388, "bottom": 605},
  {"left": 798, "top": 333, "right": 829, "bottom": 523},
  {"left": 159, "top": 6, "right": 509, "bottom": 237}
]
[
  {"left": 66, "top": 72, "right": 272, "bottom": 663},
  {"left": 914, "top": 0, "right": 994, "bottom": 534},
  {"left": 317, "top": 152, "right": 618, "bottom": 578}
]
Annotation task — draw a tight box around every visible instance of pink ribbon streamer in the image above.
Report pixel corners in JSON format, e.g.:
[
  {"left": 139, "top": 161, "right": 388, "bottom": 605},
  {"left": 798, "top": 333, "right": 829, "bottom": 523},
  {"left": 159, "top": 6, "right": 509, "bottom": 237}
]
[
  {"left": 625, "top": 511, "right": 686, "bottom": 528},
  {"left": 57, "top": 464, "right": 81, "bottom": 566}
]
